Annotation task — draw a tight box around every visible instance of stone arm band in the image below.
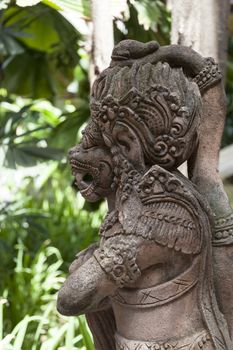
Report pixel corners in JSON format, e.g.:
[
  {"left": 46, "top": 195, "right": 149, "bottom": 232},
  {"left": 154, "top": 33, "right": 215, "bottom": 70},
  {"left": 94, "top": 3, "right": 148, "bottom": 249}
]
[{"left": 94, "top": 236, "right": 141, "bottom": 288}]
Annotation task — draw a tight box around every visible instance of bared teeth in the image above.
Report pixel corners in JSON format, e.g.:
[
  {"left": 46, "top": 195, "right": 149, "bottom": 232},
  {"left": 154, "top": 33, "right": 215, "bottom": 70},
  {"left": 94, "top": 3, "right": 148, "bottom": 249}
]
[
  {"left": 69, "top": 158, "right": 92, "bottom": 171},
  {"left": 81, "top": 183, "right": 95, "bottom": 196},
  {"left": 69, "top": 158, "right": 100, "bottom": 198},
  {"left": 71, "top": 164, "right": 79, "bottom": 169}
]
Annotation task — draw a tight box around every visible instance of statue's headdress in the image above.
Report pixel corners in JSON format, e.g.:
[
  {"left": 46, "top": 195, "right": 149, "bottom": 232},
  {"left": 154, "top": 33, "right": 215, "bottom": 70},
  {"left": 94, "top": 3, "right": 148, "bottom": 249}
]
[{"left": 90, "top": 61, "right": 202, "bottom": 169}]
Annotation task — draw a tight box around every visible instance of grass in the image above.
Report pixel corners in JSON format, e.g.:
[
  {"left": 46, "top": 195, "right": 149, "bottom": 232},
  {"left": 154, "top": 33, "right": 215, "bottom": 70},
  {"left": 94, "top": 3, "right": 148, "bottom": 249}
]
[{"left": 0, "top": 241, "right": 94, "bottom": 350}]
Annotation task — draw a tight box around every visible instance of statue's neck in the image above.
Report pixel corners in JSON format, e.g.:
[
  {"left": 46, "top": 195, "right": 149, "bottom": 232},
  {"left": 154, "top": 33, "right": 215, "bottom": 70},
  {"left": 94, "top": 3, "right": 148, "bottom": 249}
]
[
  {"left": 106, "top": 155, "right": 145, "bottom": 214},
  {"left": 107, "top": 192, "right": 116, "bottom": 212}
]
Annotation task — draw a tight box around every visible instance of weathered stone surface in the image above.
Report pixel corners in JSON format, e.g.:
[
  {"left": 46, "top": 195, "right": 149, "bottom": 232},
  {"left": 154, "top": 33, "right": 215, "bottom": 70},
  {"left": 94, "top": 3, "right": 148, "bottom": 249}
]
[{"left": 57, "top": 40, "right": 233, "bottom": 350}]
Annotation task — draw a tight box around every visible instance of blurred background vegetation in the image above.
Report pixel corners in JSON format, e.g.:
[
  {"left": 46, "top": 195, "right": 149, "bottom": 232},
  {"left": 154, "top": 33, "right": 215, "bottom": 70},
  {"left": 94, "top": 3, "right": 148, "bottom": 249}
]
[{"left": 0, "top": 0, "right": 232, "bottom": 349}]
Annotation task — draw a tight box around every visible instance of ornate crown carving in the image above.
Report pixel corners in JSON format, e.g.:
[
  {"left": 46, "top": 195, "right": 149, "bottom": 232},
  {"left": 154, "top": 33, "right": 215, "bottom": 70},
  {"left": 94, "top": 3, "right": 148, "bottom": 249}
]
[{"left": 90, "top": 62, "right": 202, "bottom": 169}]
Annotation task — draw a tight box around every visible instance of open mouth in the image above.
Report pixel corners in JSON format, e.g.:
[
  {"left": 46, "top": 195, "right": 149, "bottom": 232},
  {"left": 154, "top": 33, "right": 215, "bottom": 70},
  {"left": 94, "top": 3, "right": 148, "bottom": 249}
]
[
  {"left": 80, "top": 173, "right": 95, "bottom": 196},
  {"left": 70, "top": 159, "right": 97, "bottom": 197}
]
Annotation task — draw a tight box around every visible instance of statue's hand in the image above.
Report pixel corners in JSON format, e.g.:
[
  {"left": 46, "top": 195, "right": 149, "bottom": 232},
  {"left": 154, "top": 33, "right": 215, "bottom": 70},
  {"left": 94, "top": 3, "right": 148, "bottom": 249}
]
[
  {"left": 69, "top": 242, "right": 99, "bottom": 274},
  {"left": 57, "top": 255, "right": 117, "bottom": 316},
  {"left": 111, "top": 39, "right": 159, "bottom": 61}
]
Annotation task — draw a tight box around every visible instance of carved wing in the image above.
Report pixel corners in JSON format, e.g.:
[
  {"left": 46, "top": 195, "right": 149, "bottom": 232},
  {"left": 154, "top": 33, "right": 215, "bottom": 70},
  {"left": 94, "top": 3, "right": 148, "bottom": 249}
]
[{"left": 121, "top": 165, "right": 203, "bottom": 255}]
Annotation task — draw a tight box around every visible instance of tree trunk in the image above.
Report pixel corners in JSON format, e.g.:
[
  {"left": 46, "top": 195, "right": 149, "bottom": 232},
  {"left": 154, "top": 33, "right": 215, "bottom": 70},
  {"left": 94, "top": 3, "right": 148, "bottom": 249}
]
[
  {"left": 90, "top": 0, "right": 114, "bottom": 85},
  {"left": 169, "top": 0, "right": 230, "bottom": 176},
  {"left": 169, "top": 0, "right": 230, "bottom": 74}
]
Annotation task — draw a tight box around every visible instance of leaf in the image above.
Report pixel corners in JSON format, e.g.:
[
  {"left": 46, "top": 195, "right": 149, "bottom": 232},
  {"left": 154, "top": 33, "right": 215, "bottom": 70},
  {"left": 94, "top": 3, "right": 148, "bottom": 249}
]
[
  {"left": 2, "top": 51, "right": 57, "bottom": 99},
  {"left": 30, "top": 101, "right": 61, "bottom": 126},
  {"left": 0, "top": 0, "right": 11, "bottom": 10},
  {"left": 116, "top": 0, "right": 170, "bottom": 46},
  {"left": 0, "top": 32, "right": 25, "bottom": 56},
  {"left": 4, "top": 144, "right": 64, "bottom": 168},
  {"left": 16, "top": 0, "right": 42, "bottom": 6},
  {"left": 65, "top": 317, "right": 75, "bottom": 350},
  {"left": 131, "top": 0, "right": 161, "bottom": 31},
  {"left": 11, "top": 315, "right": 43, "bottom": 350},
  {"left": 0, "top": 105, "right": 33, "bottom": 140},
  {"left": 1, "top": 6, "right": 62, "bottom": 53},
  {"left": 31, "top": 302, "right": 53, "bottom": 350},
  {"left": 42, "top": 0, "right": 62, "bottom": 10},
  {"left": 40, "top": 323, "right": 68, "bottom": 350},
  {"left": 44, "top": 0, "right": 91, "bottom": 18},
  {"left": 78, "top": 316, "right": 94, "bottom": 350},
  {"left": 16, "top": 0, "right": 91, "bottom": 16},
  {"left": 4, "top": 146, "right": 17, "bottom": 168},
  {"left": 19, "top": 145, "right": 64, "bottom": 159},
  {"left": 12, "top": 315, "right": 30, "bottom": 350},
  {"left": 15, "top": 10, "right": 60, "bottom": 53},
  {"left": 48, "top": 106, "right": 88, "bottom": 150},
  {"left": 1, "top": 5, "right": 81, "bottom": 99}
]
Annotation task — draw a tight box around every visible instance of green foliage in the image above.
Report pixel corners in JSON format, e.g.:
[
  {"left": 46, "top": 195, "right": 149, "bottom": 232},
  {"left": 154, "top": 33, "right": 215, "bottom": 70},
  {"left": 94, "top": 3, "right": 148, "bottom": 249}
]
[
  {"left": 43, "top": 0, "right": 91, "bottom": 17},
  {"left": 0, "top": 5, "right": 81, "bottom": 99},
  {"left": 0, "top": 95, "right": 90, "bottom": 168},
  {"left": 114, "top": 0, "right": 171, "bottom": 45},
  {"left": 0, "top": 102, "right": 62, "bottom": 168},
  {"left": 0, "top": 242, "right": 94, "bottom": 349}
]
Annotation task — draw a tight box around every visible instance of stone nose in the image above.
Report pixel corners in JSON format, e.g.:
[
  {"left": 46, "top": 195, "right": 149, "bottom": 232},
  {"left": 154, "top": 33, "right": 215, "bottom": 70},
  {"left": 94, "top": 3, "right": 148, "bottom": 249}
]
[{"left": 68, "top": 146, "right": 80, "bottom": 157}]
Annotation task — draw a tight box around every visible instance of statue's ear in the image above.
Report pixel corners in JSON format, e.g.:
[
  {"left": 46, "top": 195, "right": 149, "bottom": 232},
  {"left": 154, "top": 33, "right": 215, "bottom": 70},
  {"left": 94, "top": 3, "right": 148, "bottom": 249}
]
[{"left": 112, "top": 122, "right": 145, "bottom": 171}]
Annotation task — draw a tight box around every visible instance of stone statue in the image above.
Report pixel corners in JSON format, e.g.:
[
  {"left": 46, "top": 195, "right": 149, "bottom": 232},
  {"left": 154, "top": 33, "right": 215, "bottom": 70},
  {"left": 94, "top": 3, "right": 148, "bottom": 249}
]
[{"left": 57, "top": 40, "right": 233, "bottom": 350}]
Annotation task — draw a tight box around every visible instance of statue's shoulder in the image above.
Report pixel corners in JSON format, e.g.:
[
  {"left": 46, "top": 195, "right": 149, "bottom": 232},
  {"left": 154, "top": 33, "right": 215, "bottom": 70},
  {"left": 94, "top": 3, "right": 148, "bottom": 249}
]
[
  {"left": 137, "top": 164, "right": 200, "bottom": 205},
  {"left": 132, "top": 165, "right": 211, "bottom": 255},
  {"left": 100, "top": 165, "right": 211, "bottom": 256}
]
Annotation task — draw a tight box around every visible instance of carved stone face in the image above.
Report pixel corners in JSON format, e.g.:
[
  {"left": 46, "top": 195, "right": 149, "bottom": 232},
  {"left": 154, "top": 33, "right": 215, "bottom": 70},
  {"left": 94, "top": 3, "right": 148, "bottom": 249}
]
[{"left": 68, "top": 143, "right": 114, "bottom": 202}]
